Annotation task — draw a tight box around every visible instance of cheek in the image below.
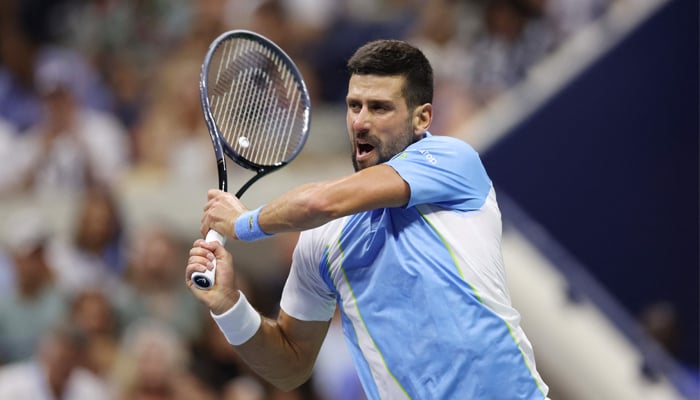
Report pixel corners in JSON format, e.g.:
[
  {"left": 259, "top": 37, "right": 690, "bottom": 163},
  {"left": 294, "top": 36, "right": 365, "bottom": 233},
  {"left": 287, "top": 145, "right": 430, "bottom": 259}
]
[
  {"left": 347, "top": 110, "right": 363, "bottom": 132},
  {"left": 346, "top": 116, "right": 355, "bottom": 139}
]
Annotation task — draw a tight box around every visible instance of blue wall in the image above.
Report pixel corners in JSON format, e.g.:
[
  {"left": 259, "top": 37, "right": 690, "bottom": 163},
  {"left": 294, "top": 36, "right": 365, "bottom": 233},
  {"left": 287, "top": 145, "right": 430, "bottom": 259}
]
[{"left": 483, "top": 0, "right": 698, "bottom": 368}]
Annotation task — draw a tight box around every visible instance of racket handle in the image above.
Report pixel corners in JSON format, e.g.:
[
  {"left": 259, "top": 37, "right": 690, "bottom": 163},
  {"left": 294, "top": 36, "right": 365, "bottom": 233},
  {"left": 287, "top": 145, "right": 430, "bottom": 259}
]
[{"left": 192, "top": 230, "right": 227, "bottom": 290}]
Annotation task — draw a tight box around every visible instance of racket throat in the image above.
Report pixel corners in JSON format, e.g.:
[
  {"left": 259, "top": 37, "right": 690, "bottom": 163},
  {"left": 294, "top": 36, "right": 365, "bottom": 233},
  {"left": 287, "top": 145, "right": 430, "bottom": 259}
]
[{"left": 236, "top": 170, "right": 269, "bottom": 198}]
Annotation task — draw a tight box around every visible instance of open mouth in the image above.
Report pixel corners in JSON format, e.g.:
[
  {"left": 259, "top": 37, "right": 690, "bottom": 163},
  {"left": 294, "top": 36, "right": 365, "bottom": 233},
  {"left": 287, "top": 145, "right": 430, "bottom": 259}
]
[{"left": 357, "top": 142, "right": 375, "bottom": 156}]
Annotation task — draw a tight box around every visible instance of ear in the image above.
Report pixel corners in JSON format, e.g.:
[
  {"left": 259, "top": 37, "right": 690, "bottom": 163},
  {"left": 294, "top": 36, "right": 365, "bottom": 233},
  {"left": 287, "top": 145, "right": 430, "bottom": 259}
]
[{"left": 413, "top": 103, "right": 433, "bottom": 134}]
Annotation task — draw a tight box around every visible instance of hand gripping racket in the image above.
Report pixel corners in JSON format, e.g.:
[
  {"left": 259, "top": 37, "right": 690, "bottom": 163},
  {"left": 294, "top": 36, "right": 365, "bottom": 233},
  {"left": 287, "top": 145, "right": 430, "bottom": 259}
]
[{"left": 192, "top": 30, "right": 311, "bottom": 290}]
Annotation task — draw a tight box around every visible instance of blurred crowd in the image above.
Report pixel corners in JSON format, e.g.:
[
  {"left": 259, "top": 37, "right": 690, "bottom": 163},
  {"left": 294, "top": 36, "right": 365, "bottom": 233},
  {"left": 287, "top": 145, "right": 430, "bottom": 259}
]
[{"left": 0, "top": 0, "right": 610, "bottom": 399}]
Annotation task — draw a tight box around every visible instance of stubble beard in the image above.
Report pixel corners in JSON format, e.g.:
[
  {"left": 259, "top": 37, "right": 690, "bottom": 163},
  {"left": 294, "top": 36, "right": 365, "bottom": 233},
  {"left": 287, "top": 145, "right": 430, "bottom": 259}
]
[{"left": 351, "top": 119, "right": 417, "bottom": 172}]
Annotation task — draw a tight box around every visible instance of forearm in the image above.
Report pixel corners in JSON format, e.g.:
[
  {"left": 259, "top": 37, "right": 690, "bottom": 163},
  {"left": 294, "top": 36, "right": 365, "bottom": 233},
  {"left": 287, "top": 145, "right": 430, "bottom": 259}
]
[
  {"left": 257, "top": 165, "right": 409, "bottom": 234},
  {"left": 234, "top": 317, "right": 318, "bottom": 390},
  {"left": 259, "top": 181, "right": 338, "bottom": 233},
  {"left": 211, "top": 293, "right": 330, "bottom": 391},
  {"left": 188, "top": 241, "right": 323, "bottom": 389}
]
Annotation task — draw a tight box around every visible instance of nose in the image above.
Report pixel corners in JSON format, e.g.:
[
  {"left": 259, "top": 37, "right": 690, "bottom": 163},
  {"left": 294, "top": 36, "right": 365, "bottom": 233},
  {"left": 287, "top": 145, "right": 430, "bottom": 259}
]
[{"left": 351, "top": 106, "right": 370, "bottom": 133}]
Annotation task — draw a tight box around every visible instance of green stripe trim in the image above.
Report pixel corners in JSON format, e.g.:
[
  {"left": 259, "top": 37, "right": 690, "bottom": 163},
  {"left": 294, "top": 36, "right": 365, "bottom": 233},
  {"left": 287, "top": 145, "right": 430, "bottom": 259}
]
[
  {"left": 333, "top": 237, "right": 412, "bottom": 400},
  {"left": 418, "top": 209, "right": 483, "bottom": 303},
  {"left": 504, "top": 321, "right": 549, "bottom": 396},
  {"left": 419, "top": 209, "right": 546, "bottom": 396}
]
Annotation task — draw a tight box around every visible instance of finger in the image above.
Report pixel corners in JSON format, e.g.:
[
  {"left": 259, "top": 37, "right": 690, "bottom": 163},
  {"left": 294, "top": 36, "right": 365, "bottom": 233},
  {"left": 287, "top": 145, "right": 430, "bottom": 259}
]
[
  {"left": 185, "top": 263, "right": 207, "bottom": 277},
  {"left": 190, "top": 239, "right": 207, "bottom": 250},
  {"left": 187, "top": 252, "right": 213, "bottom": 267},
  {"left": 203, "top": 199, "right": 213, "bottom": 212},
  {"left": 200, "top": 212, "right": 212, "bottom": 237},
  {"left": 185, "top": 256, "right": 215, "bottom": 279},
  {"left": 211, "top": 241, "right": 227, "bottom": 258},
  {"left": 207, "top": 189, "right": 222, "bottom": 200},
  {"left": 189, "top": 242, "right": 212, "bottom": 257},
  {"left": 185, "top": 266, "right": 208, "bottom": 291}
]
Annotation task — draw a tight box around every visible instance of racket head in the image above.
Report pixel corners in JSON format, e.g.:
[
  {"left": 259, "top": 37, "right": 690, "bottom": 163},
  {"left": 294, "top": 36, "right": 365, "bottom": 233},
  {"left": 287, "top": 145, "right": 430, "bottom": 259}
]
[{"left": 200, "top": 30, "right": 311, "bottom": 177}]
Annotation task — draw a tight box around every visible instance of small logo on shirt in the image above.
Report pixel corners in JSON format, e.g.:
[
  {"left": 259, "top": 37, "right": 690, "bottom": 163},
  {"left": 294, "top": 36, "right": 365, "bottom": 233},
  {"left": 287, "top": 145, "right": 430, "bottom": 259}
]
[{"left": 419, "top": 149, "right": 438, "bottom": 165}]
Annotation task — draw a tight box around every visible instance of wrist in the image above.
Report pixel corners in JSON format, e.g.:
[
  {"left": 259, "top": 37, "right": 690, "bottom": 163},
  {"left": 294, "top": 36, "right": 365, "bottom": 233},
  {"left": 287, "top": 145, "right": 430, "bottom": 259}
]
[
  {"left": 210, "top": 291, "right": 262, "bottom": 346},
  {"left": 234, "top": 206, "right": 273, "bottom": 242},
  {"left": 210, "top": 289, "right": 241, "bottom": 315}
]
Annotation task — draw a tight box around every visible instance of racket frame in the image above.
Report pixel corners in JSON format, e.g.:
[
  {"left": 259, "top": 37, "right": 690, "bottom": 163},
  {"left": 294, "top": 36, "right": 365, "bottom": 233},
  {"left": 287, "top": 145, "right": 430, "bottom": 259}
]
[
  {"left": 192, "top": 30, "right": 311, "bottom": 290},
  {"left": 199, "top": 29, "right": 311, "bottom": 198}
]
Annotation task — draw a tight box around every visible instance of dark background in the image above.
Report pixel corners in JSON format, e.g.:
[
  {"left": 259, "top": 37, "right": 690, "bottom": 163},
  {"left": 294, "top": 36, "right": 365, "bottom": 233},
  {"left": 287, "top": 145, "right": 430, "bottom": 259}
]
[{"left": 483, "top": 0, "right": 699, "bottom": 369}]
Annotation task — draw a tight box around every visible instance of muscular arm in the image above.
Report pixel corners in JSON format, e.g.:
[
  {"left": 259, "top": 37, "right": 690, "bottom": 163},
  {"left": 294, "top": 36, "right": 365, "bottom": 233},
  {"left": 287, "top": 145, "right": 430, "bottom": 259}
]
[
  {"left": 261, "top": 164, "right": 409, "bottom": 233},
  {"left": 201, "top": 164, "right": 409, "bottom": 238},
  {"left": 186, "top": 240, "right": 331, "bottom": 390},
  {"left": 236, "top": 311, "right": 330, "bottom": 391}
]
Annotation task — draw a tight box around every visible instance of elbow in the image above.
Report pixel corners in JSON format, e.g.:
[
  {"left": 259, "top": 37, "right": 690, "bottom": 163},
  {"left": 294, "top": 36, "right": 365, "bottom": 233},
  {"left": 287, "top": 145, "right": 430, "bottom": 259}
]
[
  {"left": 273, "top": 379, "right": 309, "bottom": 393},
  {"left": 267, "top": 368, "right": 314, "bottom": 392}
]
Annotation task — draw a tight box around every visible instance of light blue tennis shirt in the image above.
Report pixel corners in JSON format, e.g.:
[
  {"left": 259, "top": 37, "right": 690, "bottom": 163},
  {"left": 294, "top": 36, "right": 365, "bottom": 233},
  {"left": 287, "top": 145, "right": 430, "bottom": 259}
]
[{"left": 280, "top": 133, "right": 549, "bottom": 399}]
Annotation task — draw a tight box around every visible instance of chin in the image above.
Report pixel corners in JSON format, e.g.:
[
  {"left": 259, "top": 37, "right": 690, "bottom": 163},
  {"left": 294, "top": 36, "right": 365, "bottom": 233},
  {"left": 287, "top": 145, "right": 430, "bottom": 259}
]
[{"left": 352, "top": 158, "right": 372, "bottom": 172}]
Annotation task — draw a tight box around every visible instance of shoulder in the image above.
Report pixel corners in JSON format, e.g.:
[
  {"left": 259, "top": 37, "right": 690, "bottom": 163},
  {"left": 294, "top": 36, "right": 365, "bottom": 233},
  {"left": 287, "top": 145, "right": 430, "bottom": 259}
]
[
  {"left": 391, "top": 134, "right": 481, "bottom": 171},
  {"left": 410, "top": 134, "right": 477, "bottom": 155}
]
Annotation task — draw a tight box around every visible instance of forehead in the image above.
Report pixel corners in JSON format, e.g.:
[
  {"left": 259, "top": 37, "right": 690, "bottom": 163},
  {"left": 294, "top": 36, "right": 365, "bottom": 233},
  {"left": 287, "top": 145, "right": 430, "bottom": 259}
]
[{"left": 347, "top": 74, "right": 405, "bottom": 101}]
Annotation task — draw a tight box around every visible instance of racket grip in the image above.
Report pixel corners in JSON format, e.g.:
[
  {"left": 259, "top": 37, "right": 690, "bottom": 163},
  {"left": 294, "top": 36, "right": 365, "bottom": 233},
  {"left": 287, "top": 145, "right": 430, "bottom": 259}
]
[{"left": 192, "top": 230, "right": 227, "bottom": 290}]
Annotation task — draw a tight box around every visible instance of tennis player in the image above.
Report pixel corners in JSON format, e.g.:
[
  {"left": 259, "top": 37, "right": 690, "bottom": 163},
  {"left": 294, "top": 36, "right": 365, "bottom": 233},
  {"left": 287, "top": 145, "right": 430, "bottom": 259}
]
[{"left": 187, "top": 39, "right": 550, "bottom": 399}]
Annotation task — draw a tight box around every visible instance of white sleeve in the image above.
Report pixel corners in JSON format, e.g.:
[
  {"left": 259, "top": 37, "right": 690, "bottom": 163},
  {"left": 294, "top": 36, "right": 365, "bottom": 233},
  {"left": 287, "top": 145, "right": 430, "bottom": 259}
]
[{"left": 280, "top": 229, "right": 336, "bottom": 321}]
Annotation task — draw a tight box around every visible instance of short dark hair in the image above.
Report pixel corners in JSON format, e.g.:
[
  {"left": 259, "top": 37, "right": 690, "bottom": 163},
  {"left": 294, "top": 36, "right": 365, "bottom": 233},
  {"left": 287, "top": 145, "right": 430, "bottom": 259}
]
[{"left": 347, "top": 40, "right": 433, "bottom": 109}]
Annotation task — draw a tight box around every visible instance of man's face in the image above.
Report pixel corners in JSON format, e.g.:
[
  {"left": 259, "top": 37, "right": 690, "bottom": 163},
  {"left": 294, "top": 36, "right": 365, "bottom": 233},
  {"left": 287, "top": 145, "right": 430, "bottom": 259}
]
[{"left": 346, "top": 74, "right": 418, "bottom": 171}]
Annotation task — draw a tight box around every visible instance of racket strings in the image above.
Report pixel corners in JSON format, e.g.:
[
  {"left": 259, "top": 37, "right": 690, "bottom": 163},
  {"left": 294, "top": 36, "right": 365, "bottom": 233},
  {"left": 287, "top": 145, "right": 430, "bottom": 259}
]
[{"left": 208, "top": 38, "right": 307, "bottom": 167}]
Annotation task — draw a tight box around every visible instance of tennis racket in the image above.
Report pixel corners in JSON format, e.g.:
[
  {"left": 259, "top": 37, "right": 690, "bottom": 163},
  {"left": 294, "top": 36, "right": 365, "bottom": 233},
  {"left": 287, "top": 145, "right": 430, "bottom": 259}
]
[{"left": 192, "top": 30, "right": 312, "bottom": 290}]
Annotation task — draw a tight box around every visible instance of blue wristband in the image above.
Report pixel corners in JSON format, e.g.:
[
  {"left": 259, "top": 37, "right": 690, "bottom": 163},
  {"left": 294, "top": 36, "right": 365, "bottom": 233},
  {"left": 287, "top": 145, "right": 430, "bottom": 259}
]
[{"left": 234, "top": 206, "right": 273, "bottom": 242}]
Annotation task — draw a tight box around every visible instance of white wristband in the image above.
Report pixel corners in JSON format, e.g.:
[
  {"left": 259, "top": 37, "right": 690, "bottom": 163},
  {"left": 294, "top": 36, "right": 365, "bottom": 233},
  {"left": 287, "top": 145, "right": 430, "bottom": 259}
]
[{"left": 210, "top": 291, "right": 262, "bottom": 345}]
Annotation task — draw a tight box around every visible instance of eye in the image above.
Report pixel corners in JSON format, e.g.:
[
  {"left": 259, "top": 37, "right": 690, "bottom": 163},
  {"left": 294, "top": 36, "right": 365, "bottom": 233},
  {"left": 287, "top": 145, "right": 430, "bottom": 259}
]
[
  {"left": 371, "top": 104, "right": 389, "bottom": 114},
  {"left": 369, "top": 101, "right": 392, "bottom": 113},
  {"left": 347, "top": 100, "right": 361, "bottom": 112}
]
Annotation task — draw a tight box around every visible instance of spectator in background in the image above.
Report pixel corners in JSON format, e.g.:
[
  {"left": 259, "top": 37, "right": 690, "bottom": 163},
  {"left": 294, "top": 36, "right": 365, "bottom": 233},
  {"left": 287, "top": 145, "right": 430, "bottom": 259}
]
[
  {"left": 0, "top": 117, "right": 19, "bottom": 199},
  {"left": 407, "top": 0, "right": 478, "bottom": 136},
  {"left": 48, "top": 184, "right": 128, "bottom": 296},
  {"left": 58, "top": 0, "right": 195, "bottom": 134},
  {"left": 0, "top": 322, "right": 108, "bottom": 400},
  {"left": 116, "top": 224, "right": 206, "bottom": 343},
  {"left": 0, "top": 55, "right": 129, "bottom": 198},
  {"left": 638, "top": 301, "right": 700, "bottom": 398},
  {"left": 245, "top": 0, "right": 322, "bottom": 103},
  {"left": 68, "top": 289, "right": 121, "bottom": 379},
  {"left": 0, "top": 20, "right": 42, "bottom": 133},
  {"left": 221, "top": 375, "right": 266, "bottom": 400},
  {"left": 538, "top": 0, "right": 610, "bottom": 44},
  {"left": 0, "top": 0, "right": 115, "bottom": 132},
  {"left": 465, "top": 0, "right": 556, "bottom": 106},
  {"left": 109, "top": 319, "right": 195, "bottom": 400},
  {"left": 0, "top": 208, "right": 66, "bottom": 364},
  {"left": 189, "top": 316, "right": 248, "bottom": 396},
  {"left": 129, "top": 51, "right": 216, "bottom": 184}
]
